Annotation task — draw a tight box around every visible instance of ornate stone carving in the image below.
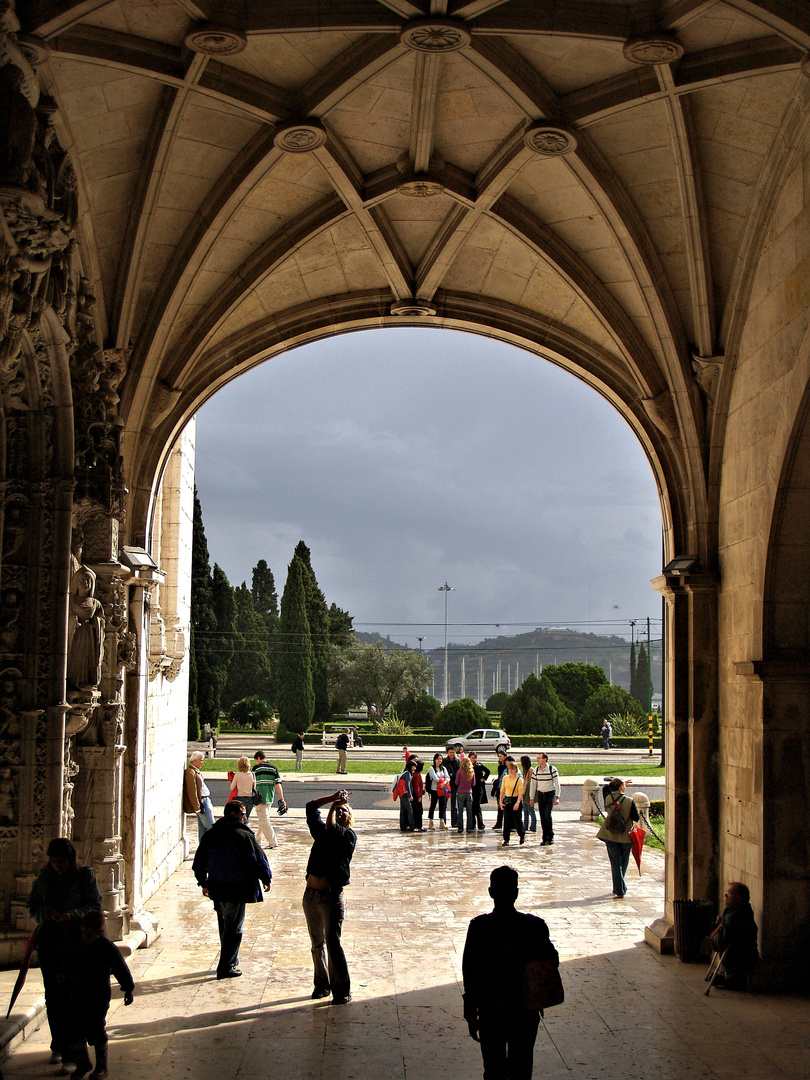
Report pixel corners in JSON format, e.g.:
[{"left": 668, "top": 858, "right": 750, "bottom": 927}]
[
  {"left": 802, "top": 54, "right": 810, "bottom": 78},
  {"left": 398, "top": 178, "right": 443, "bottom": 197},
  {"left": 185, "top": 23, "right": 247, "bottom": 55},
  {"left": 623, "top": 37, "right": 685, "bottom": 65},
  {"left": 523, "top": 125, "right": 578, "bottom": 157},
  {"left": 642, "top": 390, "right": 679, "bottom": 441},
  {"left": 692, "top": 352, "right": 724, "bottom": 406},
  {"left": 273, "top": 121, "right": 327, "bottom": 153},
  {"left": 67, "top": 565, "right": 104, "bottom": 692},
  {"left": 400, "top": 18, "right": 471, "bottom": 52},
  {"left": 391, "top": 299, "right": 437, "bottom": 317},
  {"left": 17, "top": 35, "right": 50, "bottom": 67}
]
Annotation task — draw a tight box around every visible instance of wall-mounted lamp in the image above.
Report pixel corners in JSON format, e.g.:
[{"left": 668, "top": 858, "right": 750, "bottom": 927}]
[{"left": 663, "top": 555, "right": 699, "bottom": 577}]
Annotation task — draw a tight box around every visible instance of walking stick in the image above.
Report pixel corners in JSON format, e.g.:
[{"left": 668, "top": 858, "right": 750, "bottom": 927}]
[{"left": 704, "top": 948, "right": 728, "bottom": 996}]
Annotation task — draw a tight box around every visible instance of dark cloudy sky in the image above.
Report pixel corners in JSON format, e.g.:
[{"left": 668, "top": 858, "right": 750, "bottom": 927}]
[{"left": 193, "top": 327, "right": 663, "bottom": 651}]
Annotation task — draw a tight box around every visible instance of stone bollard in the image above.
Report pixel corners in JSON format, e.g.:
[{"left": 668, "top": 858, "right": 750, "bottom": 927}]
[
  {"left": 632, "top": 791, "right": 649, "bottom": 824},
  {"left": 580, "top": 778, "right": 600, "bottom": 821}
]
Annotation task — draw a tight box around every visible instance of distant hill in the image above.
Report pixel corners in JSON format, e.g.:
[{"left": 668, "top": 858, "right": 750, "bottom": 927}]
[{"left": 351, "top": 626, "right": 660, "bottom": 705}]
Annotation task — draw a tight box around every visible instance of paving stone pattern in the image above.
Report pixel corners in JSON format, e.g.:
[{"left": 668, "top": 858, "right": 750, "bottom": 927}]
[{"left": 4, "top": 811, "right": 808, "bottom": 1079}]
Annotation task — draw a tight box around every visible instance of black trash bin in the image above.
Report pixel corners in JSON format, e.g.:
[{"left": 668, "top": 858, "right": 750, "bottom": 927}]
[{"left": 673, "top": 899, "right": 716, "bottom": 961}]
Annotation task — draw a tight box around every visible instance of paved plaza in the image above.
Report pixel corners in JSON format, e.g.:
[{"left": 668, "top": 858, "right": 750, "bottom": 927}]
[{"left": 2, "top": 802, "right": 808, "bottom": 1080}]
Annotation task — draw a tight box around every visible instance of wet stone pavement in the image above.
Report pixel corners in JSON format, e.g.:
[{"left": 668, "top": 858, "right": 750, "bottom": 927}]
[{"left": 4, "top": 808, "right": 808, "bottom": 1080}]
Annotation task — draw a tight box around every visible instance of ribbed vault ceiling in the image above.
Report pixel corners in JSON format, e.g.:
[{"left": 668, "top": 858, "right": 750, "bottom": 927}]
[{"left": 17, "top": 0, "right": 810, "bottom": 469}]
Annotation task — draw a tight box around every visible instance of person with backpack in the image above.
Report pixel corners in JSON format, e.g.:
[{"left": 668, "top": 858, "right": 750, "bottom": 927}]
[
  {"left": 595, "top": 777, "right": 639, "bottom": 896},
  {"left": 335, "top": 730, "right": 351, "bottom": 774},
  {"left": 291, "top": 732, "right": 305, "bottom": 771},
  {"left": 530, "top": 753, "right": 560, "bottom": 846},
  {"left": 252, "top": 751, "right": 287, "bottom": 848}
]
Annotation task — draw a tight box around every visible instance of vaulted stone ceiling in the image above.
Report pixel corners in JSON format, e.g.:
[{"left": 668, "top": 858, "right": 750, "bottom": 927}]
[{"left": 17, "top": 1, "right": 810, "bottom": 516}]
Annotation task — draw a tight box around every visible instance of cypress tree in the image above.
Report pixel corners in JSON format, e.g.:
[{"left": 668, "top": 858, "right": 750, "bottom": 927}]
[
  {"left": 189, "top": 489, "right": 217, "bottom": 737},
  {"left": 629, "top": 639, "right": 637, "bottom": 700},
  {"left": 251, "top": 558, "right": 279, "bottom": 706},
  {"left": 636, "top": 642, "right": 651, "bottom": 713},
  {"left": 276, "top": 555, "right": 314, "bottom": 734},
  {"left": 294, "top": 540, "right": 331, "bottom": 723},
  {"left": 224, "top": 583, "right": 273, "bottom": 707},
  {"left": 207, "top": 563, "right": 237, "bottom": 727}
]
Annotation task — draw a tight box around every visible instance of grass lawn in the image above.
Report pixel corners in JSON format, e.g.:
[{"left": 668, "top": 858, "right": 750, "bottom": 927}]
[{"left": 201, "top": 758, "right": 665, "bottom": 777}]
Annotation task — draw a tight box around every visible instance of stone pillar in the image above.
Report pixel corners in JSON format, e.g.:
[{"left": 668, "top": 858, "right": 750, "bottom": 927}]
[
  {"left": 734, "top": 660, "right": 810, "bottom": 987},
  {"left": 646, "top": 569, "right": 718, "bottom": 952},
  {"left": 73, "top": 743, "right": 127, "bottom": 939}
]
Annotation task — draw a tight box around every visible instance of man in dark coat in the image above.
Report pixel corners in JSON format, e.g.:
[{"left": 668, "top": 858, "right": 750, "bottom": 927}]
[
  {"left": 463, "top": 866, "right": 559, "bottom": 1080},
  {"left": 193, "top": 800, "right": 272, "bottom": 979}
]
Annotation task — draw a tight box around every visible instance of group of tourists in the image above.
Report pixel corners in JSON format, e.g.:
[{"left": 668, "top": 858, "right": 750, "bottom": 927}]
[
  {"left": 182, "top": 749, "right": 287, "bottom": 848},
  {"left": 393, "top": 748, "right": 561, "bottom": 848}
]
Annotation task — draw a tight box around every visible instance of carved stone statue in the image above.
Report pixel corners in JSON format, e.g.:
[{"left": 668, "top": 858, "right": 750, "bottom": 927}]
[{"left": 66, "top": 565, "right": 104, "bottom": 690}]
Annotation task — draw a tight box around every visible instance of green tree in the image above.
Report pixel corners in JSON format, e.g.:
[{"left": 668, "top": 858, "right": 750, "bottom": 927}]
[
  {"left": 580, "top": 683, "right": 645, "bottom": 733},
  {"left": 276, "top": 555, "right": 315, "bottom": 736},
  {"left": 500, "top": 673, "right": 575, "bottom": 736},
  {"left": 208, "top": 562, "right": 237, "bottom": 723},
  {"left": 542, "top": 662, "right": 609, "bottom": 720},
  {"left": 435, "top": 697, "right": 489, "bottom": 737},
  {"left": 331, "top": 642, "right": 433, "bottom": 727},
  {"left": 635, "top": 642, "right": 652, "bottom": 713},
  {"left": 224, "top": 583, "right": 273, "bottom": 706},
  {"left": 294, "top": 540, "right": 331, "bottom": 723},
  {"left": 328, "top": 602, "right": 354, "bottom": 646},
  {"left": 397, "top": 691, "right": 442, "bottom": 729},
  {"left": 629, "top": 639, "right": 637, "bottom": 699},
  {"left": 486, "top": 691, "right": 509, "bottom": 712},
  {"left": 251, "top": 559, "right": 278, "bottom": 634},
  {"left": 189, "top": 489, "right": 218, "bottom": 736}
]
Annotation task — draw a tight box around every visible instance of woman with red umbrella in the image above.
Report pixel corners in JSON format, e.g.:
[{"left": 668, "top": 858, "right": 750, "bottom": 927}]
[{"left": 26, "top": 838, "right": 102, "bottom": 1068}]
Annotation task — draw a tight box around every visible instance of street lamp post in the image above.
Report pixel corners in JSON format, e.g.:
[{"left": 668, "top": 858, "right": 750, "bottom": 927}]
[{"left": 438, "top": 582, "right": 454, "bottom": 706}]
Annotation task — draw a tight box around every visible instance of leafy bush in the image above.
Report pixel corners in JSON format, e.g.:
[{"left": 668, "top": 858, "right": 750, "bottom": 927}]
[
  {"left": 580, "top": 684, "right": 645, "bottom": 733},
  {"left": 542, "top": 662, "right": 609, "bottom": 719},
  {"left": 434, "top": 697, "right": 489, "bottom": 736},
  {"left": 501, "top": 674, "right": 576, "bottom": 735},
  {"left": 397, "top": 691, "right": 442, "bottom": 729},
  {"left": 376, "top": 712, "right": 414, "bottom": 736},
  {"left": 607, "top": 711, "right": 646, "bottom": 736},
  {"left": 229, "top": 695, "right": 274, "bottom": 730},
  {"left": 486, "top": 691, "right": 509, "bottom": 711}
]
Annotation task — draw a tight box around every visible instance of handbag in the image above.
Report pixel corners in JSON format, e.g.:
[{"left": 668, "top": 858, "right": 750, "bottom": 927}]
[
  {"left": 251, "top": 787, "right": 263, "bottom": 806},
  {"left": 523, "top": 956, "right": 564, "bottom": 1012},
  {"left": 393, "top": 776, "right": 408, "bottom": 801}
]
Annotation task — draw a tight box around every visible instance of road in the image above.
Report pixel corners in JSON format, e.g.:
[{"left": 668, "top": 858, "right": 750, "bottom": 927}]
[{"left": 206, "top": 778, "right": 665, "bottom": 813}]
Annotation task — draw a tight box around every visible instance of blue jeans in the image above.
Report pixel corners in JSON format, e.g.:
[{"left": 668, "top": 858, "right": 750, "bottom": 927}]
[
  {"left": 523, "top": 801, "right": 537, "bottom": 832},
  {"left": 606, "top": 840, "right": 631, "bottom": 896},
  {"left": 213, "top": 899, "right": 245, "bottom": 975},
  {"left": 302, "top": 886, "right": 349, "bottom": 997},
  {"left": 456, "top": 792, "right": 473, "bottom": 831},
  {"left": 196, "top": 797, "right": 215, "bottom": 840}
]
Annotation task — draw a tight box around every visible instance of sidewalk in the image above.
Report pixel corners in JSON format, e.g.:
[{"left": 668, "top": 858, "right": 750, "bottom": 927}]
[{"left": 2, "top": 808, "right": 807, "bottom": 1080}]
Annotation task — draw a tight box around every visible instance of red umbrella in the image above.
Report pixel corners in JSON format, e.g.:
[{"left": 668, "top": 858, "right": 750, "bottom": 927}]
[
  {"left": 6, "top": 929, "right": 37, "bottom": 1019},
  {"left": 629, "top": 825, "right": 646, "bottom": 875}
]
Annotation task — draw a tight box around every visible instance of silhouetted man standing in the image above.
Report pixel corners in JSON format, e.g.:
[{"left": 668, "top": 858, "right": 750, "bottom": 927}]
[{"left": 463, "top": 866, "right": 559, "bottom": 1080}]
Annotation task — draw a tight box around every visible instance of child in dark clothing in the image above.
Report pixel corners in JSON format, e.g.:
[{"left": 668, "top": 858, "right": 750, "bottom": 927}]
[{"left": 67, "top": 910, "right": 135, "bottom": 1079}]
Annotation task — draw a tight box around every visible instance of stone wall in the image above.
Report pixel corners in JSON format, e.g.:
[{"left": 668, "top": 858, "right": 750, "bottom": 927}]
[
  {"left": 129, "top": 424, "right": 195, "bottom": 912},
  {"left": 717, "top": 134, "right": 810, "bottom": 979}
]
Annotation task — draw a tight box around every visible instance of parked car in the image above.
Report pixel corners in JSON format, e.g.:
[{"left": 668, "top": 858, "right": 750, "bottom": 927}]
[{"left": 444, "top": 729, "right": 511, "bottom": 753}]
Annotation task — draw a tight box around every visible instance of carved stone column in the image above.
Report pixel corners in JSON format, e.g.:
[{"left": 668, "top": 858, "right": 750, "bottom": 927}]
[{"left": 646, "top": 569, "right": 719, "bottom": 952}]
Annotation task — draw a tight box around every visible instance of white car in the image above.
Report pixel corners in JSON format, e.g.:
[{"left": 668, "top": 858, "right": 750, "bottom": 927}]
[{"left": 444, "top": 729, "right": 511, "bottom": 753}]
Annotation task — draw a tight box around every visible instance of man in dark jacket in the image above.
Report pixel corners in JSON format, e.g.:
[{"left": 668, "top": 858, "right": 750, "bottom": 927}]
[
  {"left": 463, "top": 866, "right": 559, "bottom": 1080},
  {"left": 303, "top": 791, "right": 357, "bottom": 1003},
  {"left": 193, "top": 800, "right": 272, "bottom": 979}
]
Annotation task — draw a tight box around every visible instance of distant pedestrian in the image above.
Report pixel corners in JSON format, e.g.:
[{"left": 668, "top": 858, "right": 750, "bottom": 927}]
[
  {"left": 596, "top": 778, "right": 639, "bottom": 897},
  {"left": 426, "top": 753, "right": 450, "bottom": 828},
  {"left": 463, "top": 865, "right": 559, "bottom": 1080},
  {"left": 600, "top": 720, "right": 612, "bottom": 749},
  {"left": 193, "top": 800, "right": 272, "bottom": 978},
  {"left": 229, "top": 755, "right": 256, "bottom": 820},
  {"left": 291, "top": 732, "right": 305, "bottom": 771},
  {"left": 491, "top": 749, "right": 508, "bottom": 831},
  {"left": 442, "top": 746, "right": 461, "bottom": 828},
  {"left": 303, "top": 792, "right": 357, "bottom": 1004},
  {"left": 499, "top": 757, "right": 525, "bottom": 846},
  {"left": 393, "top": 758, "right": 417, "bottom": 831},
  {"left": 336, "top": 730, "right": 350, "bottom": 774},
  {"left": 521, "top": 756, "right": 537, "bottom": 834},
  {"left": 531, "top": 753, "right": 560, "bottom": 846},
  {"left": 469, "top": 751, "right": 490, "bottom": 830},
  {"left": 183, "top": 751, "right": 215, "bottom": 839},
  {"left": 456, "top": 756, "right": 475, "bottom": 834},
  {"left": 253, "top": 750, "right": 287, "bottom": 848},
  {"left": 412, "top": 759, "right": 425, "bottom": 831},
  {"left": 67, "top": 910, "right": 134, "bottom": 1079}
]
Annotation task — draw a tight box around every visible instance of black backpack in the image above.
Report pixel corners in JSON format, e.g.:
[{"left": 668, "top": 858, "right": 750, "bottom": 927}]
[{"left": 605, "top": 795, "right": 628, "bottom": 834}]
